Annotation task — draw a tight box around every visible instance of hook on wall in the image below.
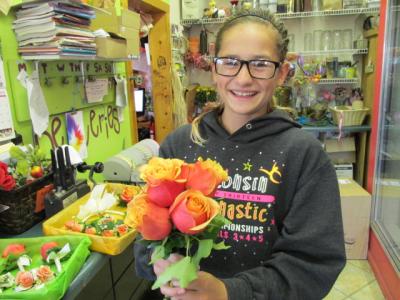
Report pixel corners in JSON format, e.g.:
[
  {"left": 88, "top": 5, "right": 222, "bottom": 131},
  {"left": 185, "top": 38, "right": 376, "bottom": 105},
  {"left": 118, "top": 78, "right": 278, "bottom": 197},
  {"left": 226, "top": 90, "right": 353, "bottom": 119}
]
[
  {"left": 44, "top": 77, "right": 52, "bottom": 87},
  {"left": 61, "top": 76, "right": 70, "bottom": 85}
]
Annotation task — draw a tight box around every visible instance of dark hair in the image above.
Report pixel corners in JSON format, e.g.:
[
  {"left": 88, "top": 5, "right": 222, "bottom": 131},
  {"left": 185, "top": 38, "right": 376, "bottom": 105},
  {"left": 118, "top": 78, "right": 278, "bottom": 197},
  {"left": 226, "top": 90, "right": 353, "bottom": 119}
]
[{"left": 215, "top": 8, "right": 289, "bottom": 62}]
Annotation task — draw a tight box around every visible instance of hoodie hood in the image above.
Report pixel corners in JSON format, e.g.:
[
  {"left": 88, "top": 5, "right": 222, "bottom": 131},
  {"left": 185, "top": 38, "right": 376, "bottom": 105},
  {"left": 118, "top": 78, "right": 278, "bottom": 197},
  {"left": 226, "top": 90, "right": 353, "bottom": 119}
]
[{"left": 201, "top": 109, "right": 301, "bottom": 144}]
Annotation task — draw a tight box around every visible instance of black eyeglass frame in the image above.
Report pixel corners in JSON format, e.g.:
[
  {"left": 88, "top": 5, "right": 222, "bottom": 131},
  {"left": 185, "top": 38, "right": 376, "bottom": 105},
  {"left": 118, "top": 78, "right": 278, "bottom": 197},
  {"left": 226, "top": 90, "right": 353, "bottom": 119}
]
[{"left": 213, "top": 57, "right": 281, "bottom": 80}]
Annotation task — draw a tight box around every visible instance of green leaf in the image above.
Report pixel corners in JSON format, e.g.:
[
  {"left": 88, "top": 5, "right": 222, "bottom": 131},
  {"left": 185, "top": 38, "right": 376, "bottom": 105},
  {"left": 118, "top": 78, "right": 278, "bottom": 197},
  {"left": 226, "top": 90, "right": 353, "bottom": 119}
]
[
  {"left": 15, "top": 160, "right": 29, "bottom": 176},
  {"left": 150, "top": 244, "right": 166, "bottom": 264},
  {"left": 9, "top": 146, "right": 26, "bottom": 160},
  {"left": 151, "top": 256, "right": 197, "bottom": 290},
  {"left": 213, "top": 241, "right": 231, "bottom": 250},
  {"left": 192, "top": 239, "right": 213, "bottom": 266}
]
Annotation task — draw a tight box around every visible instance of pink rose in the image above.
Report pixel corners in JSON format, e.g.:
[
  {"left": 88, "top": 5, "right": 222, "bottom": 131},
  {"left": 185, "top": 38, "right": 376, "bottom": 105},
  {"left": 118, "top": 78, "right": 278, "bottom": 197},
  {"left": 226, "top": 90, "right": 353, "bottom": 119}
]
[{"left": 169, "top": 190, "right": 220, "bottom": 235}]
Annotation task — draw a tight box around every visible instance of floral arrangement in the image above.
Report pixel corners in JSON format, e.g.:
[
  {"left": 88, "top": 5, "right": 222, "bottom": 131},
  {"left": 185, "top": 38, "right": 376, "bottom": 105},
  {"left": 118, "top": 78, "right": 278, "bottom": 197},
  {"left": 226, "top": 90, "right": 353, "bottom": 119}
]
[
  {"left": 0, "top": 145, "right": 50, "bottom": 191},
  {"left": 195, "top": 86, "right": 217, "bottom": 108},
  {"left": 184, "top": 52, "right": 212, "bottom": 71},
  {"left": 0, "top": 242, "right": 71, "bottom": 293},
  {"left": 124, "top": 157, "right": 230, "bottom": 289},
  {"left": 65, "top": 215, "right": 131, "bottom": 237}
]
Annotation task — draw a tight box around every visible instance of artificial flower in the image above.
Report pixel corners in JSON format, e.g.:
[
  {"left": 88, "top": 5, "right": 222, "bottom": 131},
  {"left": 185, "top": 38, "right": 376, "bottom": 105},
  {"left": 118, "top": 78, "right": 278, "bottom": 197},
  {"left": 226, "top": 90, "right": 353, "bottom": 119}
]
[
  {"left": 2, "top": 244, "right": 25, "bottom": 258},
  {"left": 15, "top": 271, "right": 34, "bottom": 289},
  {"left": 41, "top": 242, "right": 59, "bottom": 261},
  {"left": 125, "top": 193, "right": 172, "bottom": 240},
  {"left": 141, "top": 157, "right": 189, "bottom": 207},
  {"left": 36, "top": 265, "right": 54, "bottom": 283},
  {"left": 0, "top": 161, "right": 16, "bottom": 191},
  {"left": 186, "top": 158, "right": 228, "bottom": 196},
  {"left": 170, "top": 189, "right": 220, "bottom": 234}
]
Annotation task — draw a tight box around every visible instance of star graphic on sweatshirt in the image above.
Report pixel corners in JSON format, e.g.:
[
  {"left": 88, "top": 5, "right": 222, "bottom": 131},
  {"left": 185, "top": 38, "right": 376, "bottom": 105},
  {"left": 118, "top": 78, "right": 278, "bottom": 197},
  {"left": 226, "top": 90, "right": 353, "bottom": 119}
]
[{"left": 243, "top": 162, "right": 253, "bottom": 172}]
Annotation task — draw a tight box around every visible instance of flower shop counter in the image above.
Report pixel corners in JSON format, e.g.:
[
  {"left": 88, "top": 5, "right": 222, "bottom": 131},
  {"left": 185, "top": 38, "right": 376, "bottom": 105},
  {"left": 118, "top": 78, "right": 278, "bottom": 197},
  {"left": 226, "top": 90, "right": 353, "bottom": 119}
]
[{"left": 0, "top": 222, "right": 150, "bottom": 300}]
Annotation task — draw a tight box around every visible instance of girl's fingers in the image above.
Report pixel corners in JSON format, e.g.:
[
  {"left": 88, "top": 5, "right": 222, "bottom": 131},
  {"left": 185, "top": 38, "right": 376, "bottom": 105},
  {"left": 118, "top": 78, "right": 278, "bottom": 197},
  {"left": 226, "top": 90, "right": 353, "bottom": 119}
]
[
  {"left": 160, "top": 284, "right": 186, "bottom": 298},
  {"left": 153, "top": 259, "right": 171, "bottom": 276}
]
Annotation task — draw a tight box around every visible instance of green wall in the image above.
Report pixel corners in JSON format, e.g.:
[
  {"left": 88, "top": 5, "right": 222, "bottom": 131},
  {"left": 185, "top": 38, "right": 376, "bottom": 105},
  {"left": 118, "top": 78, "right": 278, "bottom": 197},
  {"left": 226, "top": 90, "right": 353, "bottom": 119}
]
[{"left": 0, "top": 10, "right": 133, "bottom": 176}]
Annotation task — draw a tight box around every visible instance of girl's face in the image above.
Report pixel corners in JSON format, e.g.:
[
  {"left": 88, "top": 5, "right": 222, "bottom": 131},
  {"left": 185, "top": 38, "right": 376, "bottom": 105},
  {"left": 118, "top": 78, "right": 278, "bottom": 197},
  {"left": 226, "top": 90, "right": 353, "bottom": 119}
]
[{"left": 212, "top": 22, "right": 289, "bottom": 123}]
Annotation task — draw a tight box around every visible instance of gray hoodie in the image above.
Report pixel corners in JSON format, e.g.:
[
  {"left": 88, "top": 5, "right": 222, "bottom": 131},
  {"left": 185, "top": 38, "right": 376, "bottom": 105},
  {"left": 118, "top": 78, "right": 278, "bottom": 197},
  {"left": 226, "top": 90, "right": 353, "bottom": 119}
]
[{"left": 135, "top": 109, "right": 345, "bottom": 300}]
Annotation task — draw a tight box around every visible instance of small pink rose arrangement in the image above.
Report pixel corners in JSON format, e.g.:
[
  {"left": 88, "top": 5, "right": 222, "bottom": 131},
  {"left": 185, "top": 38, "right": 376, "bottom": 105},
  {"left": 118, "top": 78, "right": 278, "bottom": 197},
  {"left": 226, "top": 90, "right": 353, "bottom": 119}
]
[{"left": 125, "top": 157, "right": 231, "bottom": 289}]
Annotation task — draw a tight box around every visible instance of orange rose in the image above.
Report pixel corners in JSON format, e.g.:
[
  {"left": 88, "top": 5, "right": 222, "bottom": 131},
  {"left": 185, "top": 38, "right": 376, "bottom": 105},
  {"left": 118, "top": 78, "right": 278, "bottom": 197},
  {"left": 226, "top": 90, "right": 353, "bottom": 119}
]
[
  {"left": 36, "top": 265, "right": 54, "bottom": 283},
  {"left": 141, "top": 157, "right": 189, "bottom": 207},
  {"left": 186, "top": 158, "right": 228, "bottom": 196},
  {"left": 15, "top": 271, "right": 35, "bottom": 289},
  {"left": 120, "top": 186, "right": 141, "bottom": 204},
  {"left": 169, "top": 189, "right": 220, "bottom": 235},
  {"left": 125, "top": 193, "right": 172, "bottom": 240}
]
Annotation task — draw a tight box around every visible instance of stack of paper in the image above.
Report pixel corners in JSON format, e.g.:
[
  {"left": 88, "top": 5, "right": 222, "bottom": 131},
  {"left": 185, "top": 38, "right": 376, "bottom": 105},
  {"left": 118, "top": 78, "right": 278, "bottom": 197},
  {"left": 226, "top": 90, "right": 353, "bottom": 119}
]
[{"left": 13, "top": 1, "right": 97, "bottom": 59}]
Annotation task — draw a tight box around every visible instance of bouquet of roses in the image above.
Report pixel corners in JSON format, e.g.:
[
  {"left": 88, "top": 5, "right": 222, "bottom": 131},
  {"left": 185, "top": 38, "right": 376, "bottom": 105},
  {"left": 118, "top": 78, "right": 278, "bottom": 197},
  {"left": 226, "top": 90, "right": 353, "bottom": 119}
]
[{"left": 125, "top": 157, "right": 230, "bottom": 290}]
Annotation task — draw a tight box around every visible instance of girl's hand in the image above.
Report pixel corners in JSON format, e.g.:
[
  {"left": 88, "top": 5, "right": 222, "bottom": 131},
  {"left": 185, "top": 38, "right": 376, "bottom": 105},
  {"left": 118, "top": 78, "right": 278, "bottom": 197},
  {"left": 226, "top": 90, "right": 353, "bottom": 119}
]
[
  {"left": 160, "top": 271, "right": 228, "bottom": 300},
  {"left": 153, "top": 253, "right": 186, "bottom": 296}
]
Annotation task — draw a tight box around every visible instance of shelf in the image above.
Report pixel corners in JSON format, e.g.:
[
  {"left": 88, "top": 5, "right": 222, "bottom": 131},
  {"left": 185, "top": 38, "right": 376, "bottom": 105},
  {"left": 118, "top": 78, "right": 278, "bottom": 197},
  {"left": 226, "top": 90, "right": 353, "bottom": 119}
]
[
  {"left": 181, "top": 7, "right": 380, "bottom": 26},
  {"left": 302, "top": 124, "right": 371, "bottom": 133},
  {"left": 276, "top": 7, "right": 380, "bottom": 19},
  {"left": 316, "top": 78, "right": 359, "bottom": 84},
  {"left": 294, "top": 48, "right": 368, "bottom": 56},
  {"left": 21, "top": 55, "right": 138, "bottom": 61}
]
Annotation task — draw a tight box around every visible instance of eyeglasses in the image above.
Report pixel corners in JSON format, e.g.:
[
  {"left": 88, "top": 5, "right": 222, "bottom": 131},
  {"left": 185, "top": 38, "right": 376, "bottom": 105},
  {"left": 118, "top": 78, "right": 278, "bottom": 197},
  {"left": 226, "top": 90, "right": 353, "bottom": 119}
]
[{"left": 214, "top": 57, "right": 281, "bottom": 80}]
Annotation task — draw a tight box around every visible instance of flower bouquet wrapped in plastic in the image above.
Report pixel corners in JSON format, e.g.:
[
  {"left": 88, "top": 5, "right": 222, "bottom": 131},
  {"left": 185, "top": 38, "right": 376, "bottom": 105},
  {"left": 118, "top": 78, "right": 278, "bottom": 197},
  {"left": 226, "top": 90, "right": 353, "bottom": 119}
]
[{"left": 125, "top": 157, "right": 230, "bottom": 289}]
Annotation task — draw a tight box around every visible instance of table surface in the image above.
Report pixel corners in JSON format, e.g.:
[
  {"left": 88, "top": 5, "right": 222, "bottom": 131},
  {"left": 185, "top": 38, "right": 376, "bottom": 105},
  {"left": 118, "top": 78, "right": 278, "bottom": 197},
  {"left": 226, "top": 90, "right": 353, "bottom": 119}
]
[{"left": 0, "top": 222, "right": 109, "bottom": 300}]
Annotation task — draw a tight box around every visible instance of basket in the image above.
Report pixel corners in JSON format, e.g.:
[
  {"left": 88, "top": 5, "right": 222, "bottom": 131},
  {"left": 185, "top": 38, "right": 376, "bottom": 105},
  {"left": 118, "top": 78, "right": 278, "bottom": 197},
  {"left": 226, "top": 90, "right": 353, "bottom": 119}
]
[
  {"left": 0, "top": 173, "right": 53, "bottom": 234},
  {"left": 330, "top": 106, "right": 370, "bottom": 126},
  {"left": 43, "top": 183, "right": 137, "bottom": 255}
]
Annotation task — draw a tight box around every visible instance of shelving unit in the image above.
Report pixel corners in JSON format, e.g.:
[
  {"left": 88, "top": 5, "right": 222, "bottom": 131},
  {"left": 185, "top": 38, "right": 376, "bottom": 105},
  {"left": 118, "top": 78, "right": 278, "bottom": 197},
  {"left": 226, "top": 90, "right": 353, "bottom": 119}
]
[
  {"left": 181, "top": 7, "right": 380, "bottom": 26},
  {"left": 302, "top": 124, "right": 371, "bottom": 133},
  {"left": 316, "top": 78, "right": 359, "bottom": 84},
  {"left": 297, "top": 48, "right": 368, "bottom": 56}
]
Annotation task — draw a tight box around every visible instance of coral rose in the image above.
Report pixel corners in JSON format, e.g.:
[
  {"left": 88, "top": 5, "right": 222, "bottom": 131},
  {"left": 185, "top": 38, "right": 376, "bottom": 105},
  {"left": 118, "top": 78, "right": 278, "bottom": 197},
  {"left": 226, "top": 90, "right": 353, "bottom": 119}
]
[
  {"left": 36, "top": 265, "right": 54, "bottom": 283},
  {"left": 125, "top": 194, "right": 172, "bottom": 240},
  {"left": 141, "top": 157, "right": 189, "bottom": 207},
  {"left": 2, "top": 243, "right": 25, "bottom": 258},
  {"left": 15, "top": 271, "right": 35, "bottom": 289},
  {"left": 186, "top": 158, "right": 228, "bottom": 196},
  {"left": 169, "top": 189, "right": 220, "bottom": 235}
]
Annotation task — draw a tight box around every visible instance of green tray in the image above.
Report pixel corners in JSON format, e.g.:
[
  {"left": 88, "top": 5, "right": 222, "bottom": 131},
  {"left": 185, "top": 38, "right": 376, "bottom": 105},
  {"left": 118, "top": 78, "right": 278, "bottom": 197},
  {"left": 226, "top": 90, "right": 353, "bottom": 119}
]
[{"left": 0, "top": 235, "right": 91, "bottom": 300}]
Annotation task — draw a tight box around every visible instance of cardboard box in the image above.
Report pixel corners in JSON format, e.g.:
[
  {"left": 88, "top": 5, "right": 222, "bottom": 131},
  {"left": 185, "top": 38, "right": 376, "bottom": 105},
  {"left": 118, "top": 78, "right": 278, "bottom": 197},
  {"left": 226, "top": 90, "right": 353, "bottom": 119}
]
[
  {"left": 335, "top": 164, "right": 354, "bottom": 179},
  {"left": 325, "top": 137, "right": 356, "bottom": 164},
  {"left": 339, "top": 179, "right": 371, "bottom": 259},
  {"left": 96, "top": 37, "right": 127, "bottom": 59},
  {"left": 91, "top": 8, "right": 140, "bottom": 37}
]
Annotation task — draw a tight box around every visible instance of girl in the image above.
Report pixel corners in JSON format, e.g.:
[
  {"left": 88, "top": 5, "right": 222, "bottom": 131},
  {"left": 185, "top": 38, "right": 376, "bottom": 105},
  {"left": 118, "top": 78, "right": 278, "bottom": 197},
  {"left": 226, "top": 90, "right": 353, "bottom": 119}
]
[{"left": 135, "top": 8, "right": 345, "bottom": 300}]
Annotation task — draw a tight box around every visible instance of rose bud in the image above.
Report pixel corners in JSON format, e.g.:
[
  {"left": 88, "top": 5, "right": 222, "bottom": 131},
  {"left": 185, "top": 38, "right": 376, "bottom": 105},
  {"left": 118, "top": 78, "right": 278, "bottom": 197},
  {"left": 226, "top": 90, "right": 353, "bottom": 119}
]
[
  {"left": 186, "top": 158, "right": 228, "bottom": 196},
  {"left": 170, "top": 189, "right": 220, "bottom": 235},
  {"left": 140, "top": 157, "right": 189, "bottom": 207},
  {"left": 36, "top": 265, "right": 54, "bottom": 283},
  {"left": 2, "top": 244, "right": 25, "bottom": 258},
  {"left": 125, "top": 193, "right": 172, "bottom": 240},
  {"left": 15, "top": 271, "right": 35, "bottom": 289}
]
